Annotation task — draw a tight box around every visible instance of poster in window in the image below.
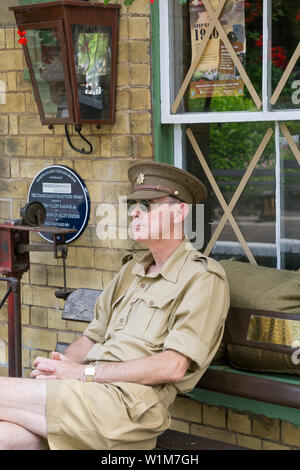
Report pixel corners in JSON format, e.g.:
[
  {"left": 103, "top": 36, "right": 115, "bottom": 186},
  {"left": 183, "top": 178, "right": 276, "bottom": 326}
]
[{"left": 189, "top": 0, "right": 246, "bottom": 103}]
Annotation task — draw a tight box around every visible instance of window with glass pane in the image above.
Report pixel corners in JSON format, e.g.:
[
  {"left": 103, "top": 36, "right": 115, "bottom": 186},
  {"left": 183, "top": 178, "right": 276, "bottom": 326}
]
[
  {"left": 169, "top": 0, "right": 262, "bottom": 113},
  {"left": 271, "top": 0, "right": 300, "bottom": 110},
  {"left": 26, "top": 28, "right": 69, "bottom": 119},
  {"left": 185, "top": 122, "right": 278, "bottom": 267},
  {"left": 72, "top": 25, "right": 112, "bottom": 121}
]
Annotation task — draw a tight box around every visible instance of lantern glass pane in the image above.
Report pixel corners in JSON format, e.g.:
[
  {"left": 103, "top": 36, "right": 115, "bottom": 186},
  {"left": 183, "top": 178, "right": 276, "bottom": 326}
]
[
  {"left": 72, "top": 24, "right": 112, "bottom": 120},
  {"left": 26, "top": 28, "right": 70, "bottom": 119}
]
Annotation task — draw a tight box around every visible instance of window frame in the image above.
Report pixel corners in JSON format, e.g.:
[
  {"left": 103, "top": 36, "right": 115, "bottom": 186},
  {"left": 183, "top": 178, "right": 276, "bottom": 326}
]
[{"left": 159, "top": 0, "right": 300, "bottom": 124}]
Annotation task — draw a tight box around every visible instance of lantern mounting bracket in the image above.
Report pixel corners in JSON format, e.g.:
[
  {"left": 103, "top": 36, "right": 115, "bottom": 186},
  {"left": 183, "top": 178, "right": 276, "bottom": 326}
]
[{"left": 65, "top": 124, "right": 93, "bottom": 155}]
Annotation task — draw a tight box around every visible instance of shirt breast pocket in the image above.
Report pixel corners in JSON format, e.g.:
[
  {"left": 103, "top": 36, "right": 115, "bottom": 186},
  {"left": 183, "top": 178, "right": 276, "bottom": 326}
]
[{"left": 124, "top": 292, "right": 176, "bottom": 345}]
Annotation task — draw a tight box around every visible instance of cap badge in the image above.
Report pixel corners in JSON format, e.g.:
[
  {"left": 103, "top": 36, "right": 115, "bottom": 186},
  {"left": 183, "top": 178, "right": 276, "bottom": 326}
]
[{"left": 136, "top": 172, "right": 145, "bottom": 185}]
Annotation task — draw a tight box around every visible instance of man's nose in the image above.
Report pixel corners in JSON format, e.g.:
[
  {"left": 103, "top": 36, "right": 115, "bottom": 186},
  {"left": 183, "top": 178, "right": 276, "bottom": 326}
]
[{"left": 129, "top": 204, "right": 142, "bottom": 218}]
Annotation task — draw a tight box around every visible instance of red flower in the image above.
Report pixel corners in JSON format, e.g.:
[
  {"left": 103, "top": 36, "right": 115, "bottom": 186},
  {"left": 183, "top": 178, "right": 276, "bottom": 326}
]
[
  {"left": 17, "top": 30, "right": 28, "bottom": 45},
  {"left": 255, "top": 35, "right": 263, "bottom": 47}
]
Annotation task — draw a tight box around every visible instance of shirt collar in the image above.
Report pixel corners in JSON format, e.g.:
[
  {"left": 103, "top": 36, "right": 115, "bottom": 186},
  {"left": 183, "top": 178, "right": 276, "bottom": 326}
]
[{"left": 131, "top": 238, "right": 195, "bottom": 283}]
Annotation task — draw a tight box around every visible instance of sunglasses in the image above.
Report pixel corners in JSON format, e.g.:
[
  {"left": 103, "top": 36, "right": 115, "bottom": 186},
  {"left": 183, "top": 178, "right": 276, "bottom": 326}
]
[{"left": 127, "top": 199, "right": 179, "bottom": 213}]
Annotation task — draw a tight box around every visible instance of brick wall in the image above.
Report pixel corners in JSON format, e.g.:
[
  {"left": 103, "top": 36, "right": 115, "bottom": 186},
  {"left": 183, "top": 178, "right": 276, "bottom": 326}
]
[
  {"left": 0, "top": 0, "right": 152, "bottom": 376},
  {"left": 170, "top": 395, "right": 300, "bottom": 450},
  {"left": 1, "top": 0, "right": 300, "bottom": 450}
]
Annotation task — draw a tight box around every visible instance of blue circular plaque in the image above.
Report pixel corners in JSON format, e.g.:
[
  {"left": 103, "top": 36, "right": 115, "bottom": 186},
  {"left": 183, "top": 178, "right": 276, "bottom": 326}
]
[{"left": 28, "top": 165, "right": 90, "bottom": 244}]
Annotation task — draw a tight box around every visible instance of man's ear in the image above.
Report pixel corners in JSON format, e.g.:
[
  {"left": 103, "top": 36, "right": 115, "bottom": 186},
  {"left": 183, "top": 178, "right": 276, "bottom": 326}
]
[{"left": 173, "top": 202, "right": 189, "bottom": 224}]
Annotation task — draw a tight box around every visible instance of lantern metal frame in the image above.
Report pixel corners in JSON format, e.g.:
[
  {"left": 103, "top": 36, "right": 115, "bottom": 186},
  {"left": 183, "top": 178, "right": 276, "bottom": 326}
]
[{"left": 10, "top": 0, "right": 120, "bottom": 127}]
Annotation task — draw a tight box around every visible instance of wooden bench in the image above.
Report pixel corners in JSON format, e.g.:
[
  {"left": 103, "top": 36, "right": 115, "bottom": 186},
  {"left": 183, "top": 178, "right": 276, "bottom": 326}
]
[{"left": 57, "top": 288, "right": 300, "bottom": 449}]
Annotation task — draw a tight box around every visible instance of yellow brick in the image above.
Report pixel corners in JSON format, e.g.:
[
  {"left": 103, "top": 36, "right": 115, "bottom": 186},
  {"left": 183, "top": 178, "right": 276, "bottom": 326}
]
[
  {"left": 0, "top": 50, "right": 23, "bottom": 71},
  {"left": 131, "top": 112, "right": 151, "bottom": 134},
  {"left": 9, "top": 115, "right": 18, "bottom": 135},
  {"left": 129, "top": 41, "right": 150, "bottom": 63},
  {"left": 19, "top": 159, "right": 53, "bottom": 179},
  {"left": 101, "top": 135, "right": 111, "bottom": 157},
  {"left": 237, "top": 434, "right": 262, "bottom": 450},
  {"left": 0, "top": 324, "right": 8, "bottom": 343},
  {"left": 132, "top": 136, "right": 152, "bottom": 158},
  {"left": 45, "top": 137, "right": 62, "bottom": 157},
  {"left": 0, "top": 116, "right": 8, "bottom": 134},
  {"left": 116, "top": 63, "right": 129, "bottom": 87},
  {"left": 58, "top": 331, "right": 76, "bottom": 345},
  {"left": 27, "top": 137, "right": 44, "bottom": 157},
  {"left": 0, "top": 29, "right": 5, "bottom": 49},
  {"left": 5, "top": 136, "right": 26, "bottom": 156},
  {"left": 281, "top": 421, "right": 300, "bottom": 447},
  {"left": 129, "top": 64, "right": 150, "bottom": 87},
  {"left": 63, "top": 136, "right": 100, "bottom": 158},
  {"left": 48, "top": 266, "right": 102, "bottom": 290},
  {"left": 115, "top": 89, "right": 130, "bottom": 110},
  {"left": 16, "top": 71, "right": 32, "bottom": 91},
  {"left": 190, "top": 423, "right": 236, "bottom": 445},
  {"left": 203, "top": 404, "right": 226, "bottom": 428},
  {"left": 94, "top": 247, "right": 123, "bottom": 272},
  {"left": 228, "top": 409, "right": 251, "bottom": 434},
  {"left": 102, "top": 271, "right": 115, "bottom": 287},
  {"left": 0, "top": 179, "right": 27, "bottom": 198},
  {"left": 22, "top": 284, "right": 64, "bottom": 309},
  {"left": 112, "top": 136, "right": 132, "bottom": 157},
  {"left": 29, "top": 250, "right": 58, "bottom": 266},
  {"left": 19, "top": 115, "right": 52, "bottom": 135},
  {"left": 72, "top": 226, "right": 111, "bottom": 249},
  {"left": 102, "top": 182, "right": 131, "bottom": 203},
  {"left": 170, "top": 396, "right": 202, "bottom": 424},
  {"left": 76, "top": 247, "right": 95, "bottom": 268},
  {"left": 169, "top": 419, "right": 190, "bottom": 434},
  {"left": 74, "top": 159, "right": 93, "bottom": 181},
  {"left": 66, "top": 320, "right": 87, "bottom": 333},
  {"left": 48, "top": 308, "right": 66, "bottom": 331},
  {"left": 0, "top": 199, "right": 11, "bottom": 219},
  {"left": 30, "top": 306, "right": 48, "bottom": 327},
  {"left": 30, "top": 264, "right": 47, "bottom": 285},
  {"left": 0, "top": 156, "right": 9, "bottom": 178},
  {"left": 92, "top": 159, "right": 130, "bottom": 182},
  {"left": 22, "top": 326, "right": 57, "bottom": 351},
  {"left": 252, "top": 416, "right": 280, "bottom": 441},
  {"left": 22, "top": 348, "right": 30, "bottom": 368},
  {"left": 262, "top": 441, "right": 290, "bottom": 450},
  {"left": 128, "top": 0, "right": 150, "bottom": 14},
  {"left": 1, "top": 93, "right": 25, "bottom": 113},
  {"left": 128, "top": 17, "right": 150, "bottom": 40},
  {"left": 5, "top": 28, "right": 15, "bottom": 49},
  {"left": 130, "top": 88, "right": 151, "bottom": 110},
  {"left": 10, "top": 158, "right": 20, "bottom": 178},
  {"left": 0, "top": 366, "right": 8, "bottom": 377},
  {"left": 119, "top": 17, "right": 128, "bottom": 40},
  {"left": 25, "top": 92, "right": 38, "bottom": 113},
  {"left": 118, "top": 42, "right": 129, "bottom": 63},
  {"left": 6, "top": 71, "right": 17, "bottom": 91},
  {"left": 21, "top": 304, "right": 30, "bottom": 325}
]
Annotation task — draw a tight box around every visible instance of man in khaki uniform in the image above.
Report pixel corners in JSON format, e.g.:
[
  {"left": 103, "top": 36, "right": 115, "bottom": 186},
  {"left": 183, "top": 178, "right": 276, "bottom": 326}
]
[{"left": 0, "top": 161, "right": 229, "bottom": 450}]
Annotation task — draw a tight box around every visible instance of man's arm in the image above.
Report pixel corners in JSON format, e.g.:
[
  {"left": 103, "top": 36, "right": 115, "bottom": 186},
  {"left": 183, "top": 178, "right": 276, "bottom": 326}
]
[
  {"left": 31, "top": 349, "right": 190, "bottom": 385},
  {"left": 63, "top": 335, "right": 96, "bottom": 363}
]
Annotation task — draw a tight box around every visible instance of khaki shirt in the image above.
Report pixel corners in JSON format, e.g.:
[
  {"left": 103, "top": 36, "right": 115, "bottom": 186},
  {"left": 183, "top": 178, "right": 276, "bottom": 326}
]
[{"left": 83, "top": 238, "right": 230, "bottom": 394}]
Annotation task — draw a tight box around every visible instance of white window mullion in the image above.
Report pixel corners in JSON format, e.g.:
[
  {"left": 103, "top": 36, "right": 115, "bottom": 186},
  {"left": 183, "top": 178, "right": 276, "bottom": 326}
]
[
  {"left": 262, "top": 0, "right": 271, "bottom": 111},
  {"left": 159, "top": 0, "right": 171, "bottom": 123},
  {"left": 275, "top": 121, "right": 281, "bottom": 269},
  {"left": 173, "top": 124, "right": 183, "bottom": 169}
]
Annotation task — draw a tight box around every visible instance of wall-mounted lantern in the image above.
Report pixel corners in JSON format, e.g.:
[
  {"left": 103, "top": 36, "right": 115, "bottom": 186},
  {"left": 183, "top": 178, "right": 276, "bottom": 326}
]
[{"left": 10, "top": 0, "right": 120, "bottom": 153}]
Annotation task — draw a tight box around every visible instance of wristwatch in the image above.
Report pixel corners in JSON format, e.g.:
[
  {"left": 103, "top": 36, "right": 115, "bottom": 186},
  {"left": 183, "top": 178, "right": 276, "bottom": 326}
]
[{"left": 84, "top": 365, "right": 96, "bottom": 382}]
